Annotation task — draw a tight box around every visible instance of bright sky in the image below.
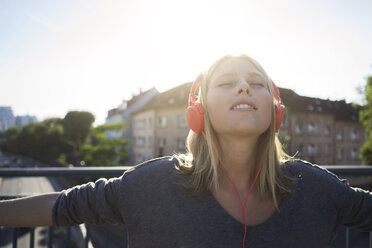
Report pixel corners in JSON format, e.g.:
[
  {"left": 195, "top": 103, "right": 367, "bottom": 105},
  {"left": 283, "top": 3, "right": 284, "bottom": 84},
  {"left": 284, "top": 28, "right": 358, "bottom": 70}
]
[{"left": 1, "top": 0, "right": 371, "bottom": 125}]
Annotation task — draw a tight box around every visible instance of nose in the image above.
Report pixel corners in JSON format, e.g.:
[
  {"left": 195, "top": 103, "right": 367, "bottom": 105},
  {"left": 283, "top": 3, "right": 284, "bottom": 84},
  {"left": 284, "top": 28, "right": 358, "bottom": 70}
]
[{"left": 236, "top": 80, "right": 251, "bottom": 95}]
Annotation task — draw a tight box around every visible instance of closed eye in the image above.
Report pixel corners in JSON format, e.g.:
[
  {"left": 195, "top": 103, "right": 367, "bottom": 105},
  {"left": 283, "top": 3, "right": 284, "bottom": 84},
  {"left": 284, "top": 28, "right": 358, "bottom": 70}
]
[
  {"left": 218, "top": 82, "right": 234, "bottom": 87},
  {"left": 250, "top": 82, "right": 265, "bottom": 87}
]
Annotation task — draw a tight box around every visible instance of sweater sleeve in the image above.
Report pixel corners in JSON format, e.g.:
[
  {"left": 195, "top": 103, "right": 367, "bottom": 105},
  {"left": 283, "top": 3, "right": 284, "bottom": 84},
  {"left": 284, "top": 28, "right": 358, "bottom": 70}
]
[
  {"left": 52, "top": 176, "right": 125, "bottom": 226},
  {"left": 339, "top": 181, "right": 372, "bottom": 231},
  {"left": 291, "top": 161, "right": 372, "bottom": 232}
]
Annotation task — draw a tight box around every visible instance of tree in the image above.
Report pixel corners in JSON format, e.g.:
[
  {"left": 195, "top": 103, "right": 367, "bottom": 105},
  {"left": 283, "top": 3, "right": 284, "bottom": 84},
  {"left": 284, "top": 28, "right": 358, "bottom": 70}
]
[
  {"left": 79, "top": 122, "right": 128, "bottom": 166},
  {"left": 1, "top": 126, "right": 21, "bottom": 153},
  {"left": 63, "top": 111, "right": 95, "bottom": 164},
  {"left": 0, "top": 118, "right": 70, "bottom": 163},
  {"left": 359, "top": 76, "right": 372, "bottom": 165},
  {"left": 0, "top": 111, "right": 128, "bottom": 167}
]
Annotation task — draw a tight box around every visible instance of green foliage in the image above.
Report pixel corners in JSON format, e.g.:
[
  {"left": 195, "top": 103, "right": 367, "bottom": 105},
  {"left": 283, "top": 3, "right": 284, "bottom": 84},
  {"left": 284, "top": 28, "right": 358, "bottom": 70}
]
[
  {"left": 0, "top": 118, "right": 71, "bottom": 163},
  {"left": 0, "top": 111, "right": 128, "bottom": 166},
  {"left": 79, "top": 122, "right": 128, "bottom": 166},
  {"left": 359, "top": 77, "right": 372, "bottom": 133},
  {"left": 63, "top": 111, "right": 95, "bottom": 142},
  {"left": 280, "top": 135, "right": 291, "bottom": 153},
  {"left": 360, "top": 137, "right": 372, "bottom": 165},
  {"left": 359, "top": 76, "right": 372, "bottom": 165},
  {"left": 62, "top": 111, "right": 95, "bottom": 163},
  {"left": 1, "top": 126, "right": 21, "bottom": 152}
]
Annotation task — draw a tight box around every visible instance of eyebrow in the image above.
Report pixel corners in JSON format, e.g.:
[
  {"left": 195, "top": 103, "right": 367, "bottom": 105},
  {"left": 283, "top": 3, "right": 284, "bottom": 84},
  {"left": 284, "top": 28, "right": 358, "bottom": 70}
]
[{"left": 214, "top": 72, "right": 265, "bottom": 80}]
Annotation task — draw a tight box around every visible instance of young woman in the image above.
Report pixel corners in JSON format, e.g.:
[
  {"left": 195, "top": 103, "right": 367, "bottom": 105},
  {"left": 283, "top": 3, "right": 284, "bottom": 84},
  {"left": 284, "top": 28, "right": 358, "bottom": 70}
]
[{"left": 1, "top": 54, "right": 372, "bottom": 248}]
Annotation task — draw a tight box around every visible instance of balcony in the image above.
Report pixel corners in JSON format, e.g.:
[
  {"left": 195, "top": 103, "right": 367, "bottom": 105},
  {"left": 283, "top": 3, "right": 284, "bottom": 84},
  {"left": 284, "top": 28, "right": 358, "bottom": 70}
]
[{"left": 1, "top": 165, "right": 372, "bottom": 248}]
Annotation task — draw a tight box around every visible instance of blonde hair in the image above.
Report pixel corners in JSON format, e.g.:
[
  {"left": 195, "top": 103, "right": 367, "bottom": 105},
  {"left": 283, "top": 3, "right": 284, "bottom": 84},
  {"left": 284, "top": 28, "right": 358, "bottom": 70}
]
[{"left": 175, "top": 54, "right": 295, "bottom": 209}]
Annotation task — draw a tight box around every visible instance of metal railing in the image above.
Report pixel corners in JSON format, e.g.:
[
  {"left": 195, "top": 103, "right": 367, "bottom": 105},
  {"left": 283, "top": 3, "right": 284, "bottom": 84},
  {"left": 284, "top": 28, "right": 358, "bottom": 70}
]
[{"left": 1, "top": 165, "right": 372, "bottom": 248}]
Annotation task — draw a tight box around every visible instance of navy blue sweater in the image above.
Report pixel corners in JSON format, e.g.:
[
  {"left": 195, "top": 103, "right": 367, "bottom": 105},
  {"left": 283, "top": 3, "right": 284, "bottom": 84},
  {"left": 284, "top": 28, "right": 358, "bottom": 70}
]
[{"left": 53, "top": 157, "right": 372, "bottom": 247}]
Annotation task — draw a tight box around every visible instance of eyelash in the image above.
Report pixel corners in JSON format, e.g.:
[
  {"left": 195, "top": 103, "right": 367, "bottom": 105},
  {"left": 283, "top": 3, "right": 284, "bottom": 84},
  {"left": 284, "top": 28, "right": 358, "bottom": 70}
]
[
  {"left": 218, "top": 82, "right": 264, "bottom": 87},
  {"left": 218, "top": 82, "right": 233, "bottom": 87},
  {"left": 251, "top": 82, "right": 264, "bottom": 87}
]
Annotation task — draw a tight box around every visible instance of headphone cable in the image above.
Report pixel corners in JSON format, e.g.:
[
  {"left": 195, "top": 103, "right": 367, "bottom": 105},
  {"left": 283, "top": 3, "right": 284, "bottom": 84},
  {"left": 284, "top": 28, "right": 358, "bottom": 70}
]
[{"left": 218, "top": 161, "right": 264, "bottom": 248}]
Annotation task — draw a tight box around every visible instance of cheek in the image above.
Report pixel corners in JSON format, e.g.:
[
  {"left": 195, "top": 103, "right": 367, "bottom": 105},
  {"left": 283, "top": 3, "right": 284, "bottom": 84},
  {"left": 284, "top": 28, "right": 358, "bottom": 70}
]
[
  {"left": 263, "top": 102, "right": 274, "bottom": 127},
  {"left": 259, "top": 93, "right": 273, "bottom": 123},
  {"left": 205, "top": 92, "right": 224, "bottom": 127}
]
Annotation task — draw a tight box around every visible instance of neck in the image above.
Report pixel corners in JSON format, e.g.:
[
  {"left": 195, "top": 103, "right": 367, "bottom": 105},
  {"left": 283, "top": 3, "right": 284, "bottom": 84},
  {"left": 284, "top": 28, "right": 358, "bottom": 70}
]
[{"left": 217, "top": 134, "right": 259, "bottom": 191}]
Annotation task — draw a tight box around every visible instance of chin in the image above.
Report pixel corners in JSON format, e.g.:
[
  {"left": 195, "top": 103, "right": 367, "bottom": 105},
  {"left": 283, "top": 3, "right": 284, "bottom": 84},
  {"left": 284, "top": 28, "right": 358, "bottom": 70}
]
[{"left": 225, "top": 127, "right": 267, "bottom": 137}]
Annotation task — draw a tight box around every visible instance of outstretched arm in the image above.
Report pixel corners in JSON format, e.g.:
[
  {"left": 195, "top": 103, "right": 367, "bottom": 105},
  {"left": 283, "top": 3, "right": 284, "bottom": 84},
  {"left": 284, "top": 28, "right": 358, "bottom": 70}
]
[{"left": 0, "top": 192, "right": 60, "bottom": 227}]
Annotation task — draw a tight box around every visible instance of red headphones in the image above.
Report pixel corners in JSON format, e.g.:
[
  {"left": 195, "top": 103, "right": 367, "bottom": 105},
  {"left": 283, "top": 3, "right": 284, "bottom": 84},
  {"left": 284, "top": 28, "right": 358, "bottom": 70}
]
[{"left": 186, "top": 74, "right": 285, "bottom": 133}]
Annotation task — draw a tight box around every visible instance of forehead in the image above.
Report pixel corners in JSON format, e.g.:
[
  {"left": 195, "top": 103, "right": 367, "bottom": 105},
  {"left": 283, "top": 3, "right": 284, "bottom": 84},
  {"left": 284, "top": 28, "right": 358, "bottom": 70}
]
[{"left": 210, "top": 58, "right": 265, "bottom": 82}]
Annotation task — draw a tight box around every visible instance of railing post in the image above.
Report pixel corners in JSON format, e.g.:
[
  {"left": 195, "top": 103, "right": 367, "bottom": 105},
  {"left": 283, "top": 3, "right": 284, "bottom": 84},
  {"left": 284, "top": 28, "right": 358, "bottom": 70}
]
[
  {"left": 104, "top": 223, "right": 109, "bottom": 247},
  {"left": 66, "top": 227, "right": 71, "bottom": 248},
  {"left": 30, "top": 227, "right": 35, "bottom": 248},
  {"left": 85, "top": 225, "right": 90, "bottom": 248},
  {"left": 12, "top": 228, "right": 17, "bottom": 248},
  {"left": 345, "top": 228, "right": 350, "bottom": 248},
  {"left": 47, "top": 226, "right": 53, "bottom": 248},
  {"left": 123, "top": 227, "right": 128, "bottom": 248}
]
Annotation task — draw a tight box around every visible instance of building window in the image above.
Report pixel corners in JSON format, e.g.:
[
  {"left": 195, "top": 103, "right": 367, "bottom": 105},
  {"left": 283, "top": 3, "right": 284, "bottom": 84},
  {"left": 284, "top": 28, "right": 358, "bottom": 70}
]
[
  {"left": 135, "top": 154, "right": 145, "bottom": 164},
  {"left": 350, "top": 129, "right": 359, "bottom": 141},
  {"left": 148, "top": 117, "right": 153, "bottom": 128},
  {"left": 136, "top": 137, "right": 146, "bottom": 147},
  {"left": 337, "top": 148, "right": 344, "bottom": 160},
  {"left": 307, "top": 123, "right": 315, "bottom": 134},
  {"left": 297, "top": 144, "right": 304, "bottom": 156},
  {"left": 308, "top": 105, "right": 314, "bottom": 111},
  {"left": 307, "top": 144, "right": 316, "bottom": 156},
  {"left": 157, "top": 147, "right": 164, "bottom": 157},
  {"left": 295, "top": 123, "right": 304, "bottom": 134},
  {"left": 336, "top": 130, "right": 344, "bottom": 141},
  {"left": 324, "top": 125, "right": 331, "bottom": 136},
  {"left": 281, "top": 114, "right": 288, "bottom": 128},
  {"left": 177, "top": 138, "right": 186, "bottom": 150},
  {"left": 136, "top": 119, "right": 146, "bottom": 129},
  {"left": 148, "top": 137, "right": 153, "bottom": 148},
  {"left": 325, "top": 144, "right": 332, "bottom": 155},
  {"left": 158, "top": 116, "right": 167, "bottom": 127},
  {"left": 350, "top": 148, "right": 359, "bottom": 160},
  {"left": 158, "top": 137, "right": 166, "bottom": 147},
  {"left": 177, "top": 115, "right": 187, "bottom": 127},
  {"left": 180, "top": 90, "right": 185, "bottom": 99}
]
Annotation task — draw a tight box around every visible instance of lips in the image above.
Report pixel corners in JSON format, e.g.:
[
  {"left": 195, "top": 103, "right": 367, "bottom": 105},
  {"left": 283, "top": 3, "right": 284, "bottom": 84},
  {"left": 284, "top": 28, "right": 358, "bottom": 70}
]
[{"left": 230, "top": 100, "right": 257, "bottom": 111}]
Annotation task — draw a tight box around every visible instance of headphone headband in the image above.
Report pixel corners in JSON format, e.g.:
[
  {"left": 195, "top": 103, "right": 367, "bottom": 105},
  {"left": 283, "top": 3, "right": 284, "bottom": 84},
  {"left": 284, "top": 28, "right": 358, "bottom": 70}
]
[
  {"left": 271, "top": 80, "right": 285, "bottom": 132},
  {"left": 188, "top": 74, "right": 203, "bottom": 106},
  {"left": 271, "top": 79, "right": 282, "bottom": 105}
]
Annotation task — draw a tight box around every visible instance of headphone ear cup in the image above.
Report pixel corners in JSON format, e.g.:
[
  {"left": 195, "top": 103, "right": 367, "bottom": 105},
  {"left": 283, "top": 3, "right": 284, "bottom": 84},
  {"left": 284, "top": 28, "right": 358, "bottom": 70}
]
[
  {"left": 275, "top": 104, "right": 285, "bottom": 132},
  {"left": 186, "top": 103, "right": 204, "bottom": 133}
]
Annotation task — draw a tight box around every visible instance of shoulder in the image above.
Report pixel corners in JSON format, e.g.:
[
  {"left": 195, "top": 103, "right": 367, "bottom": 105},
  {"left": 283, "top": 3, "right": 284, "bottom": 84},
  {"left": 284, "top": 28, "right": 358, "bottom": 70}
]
[
  {"left": 122, "top": 156, "right": 180, "bottom": 182},
  {"left": 117, "top": 156, "right": 183, "bottom": 206},
  {"left": 281, "top": 160, "right": 351, "bottom": 211},
  {"left": 282, "top": 159, "right": 348, "bottom": 188}
]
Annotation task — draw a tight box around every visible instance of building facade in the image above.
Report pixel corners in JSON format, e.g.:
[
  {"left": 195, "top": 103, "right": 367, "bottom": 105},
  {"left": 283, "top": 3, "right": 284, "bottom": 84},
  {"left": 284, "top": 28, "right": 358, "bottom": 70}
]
[
  {"left": 132, "top": 83, "right": 191, "bottom": 164},
  {"left": 278, "top": 89, "right": 365, "bottom": 165},
  {"left": 131, "top": 85, "right": 366, "bottom": 166},
  {"left": 0, "top": 107, "right": 15, "bottom": 132},
  {"left": 106, "top": 88, "right": 158, "bottom": 164},
  {"left": 0, "top": 107, "right": 37, "bottom": 132},
  {"left": 15, "top": 115, "right": 38, "bottom": 127}
]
